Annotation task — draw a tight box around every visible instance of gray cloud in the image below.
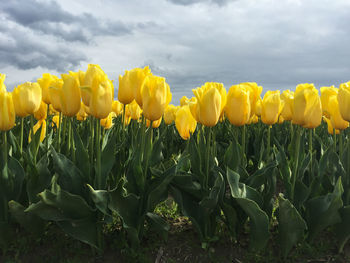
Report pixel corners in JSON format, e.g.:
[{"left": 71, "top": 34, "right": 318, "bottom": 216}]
[
  {"left": 0, "top": 22, "right": 86, "bottom": 72},
  {"left": 167, "top": 0, "right": 234, "bottom": 6},
  {"left": 0, "top": 0, "right": 133, "bottom": 43}
]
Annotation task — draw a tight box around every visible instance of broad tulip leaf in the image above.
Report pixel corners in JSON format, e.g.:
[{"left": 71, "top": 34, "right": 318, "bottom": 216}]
[
  {"left": 227, "top": 168, "right": 269, "bottom": 251},
  {"left": 51, "top": 146, "right": 84, "bottom": 196},
  {"left": 73, "top": 127, "right": 90, "bottom": 180},
  {"left": 335, "top": 206, "right": 350, "bottom": 253},
  {"left": 146, "top": 212, "right": 169, "bottom": 240},
  {"left": 100, "top": 131, "right": 117, "bottom": 188},
  {"left": 7, "top": 156, "right": 25, "bottom": 201},
  {"left": 87, "top": 184, "right": 109, "bottom": 215},
  {"left": 224, "top": 140, "right": 241, "bottom": 172},
  {"left": 199, "top": 172, "right": 224, "bottom": 211},
  {"left": 305, "top": 177, "right": 343, "bottom": 241},
  {"left": 278, "top": 194, "right": 307, "bottom": 258},
  {"left": 8, "top": 200, "right": 45, "bottom": 236}
]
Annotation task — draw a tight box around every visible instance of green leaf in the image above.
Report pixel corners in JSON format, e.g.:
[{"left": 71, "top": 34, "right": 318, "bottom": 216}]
[
  {"left": 224, "top": 140, "right": 241, "bottom": 172},
  {"left": 73, "top": 127, "right": 90, "bottom": 180},
  {"left": 305, "top": 177, "right": 343, "bottom": 241},
  {"left": 99, "top": 131, "right": 116, "bottom": 188},
  {"left": 146, "top": 212, "right": 169, "bottom": 240},
  {"left": 87, "top": 184, "right": 109, "bottom": 215},
  {"left": 278, "top": 194, "right": 307, "bottom": 257},
  {"left": 227, "top": 168, "right": 269, "bottom": 251},
  {"left": 8, "top": 200, "right": 45, "bottom": 236},
  {"left": 335, "top": 206, "right": 350, "bottom": 253},
  {"left": 199, "top": 172, "right": 224, "bottom": 210}
]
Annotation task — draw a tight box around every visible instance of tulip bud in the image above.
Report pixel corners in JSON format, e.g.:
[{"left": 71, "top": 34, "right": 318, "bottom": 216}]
[
  {"left": 126, "top": 100, "right": 142, "bottom": 120},
  {"left": 112, "top": 100, "right": 123, "bottom": 116},
  {"left": 76, "top": 102, "right": 88, "bottom": 121},
  {"left": 337, "top": 81, "right": 350, "bottom": 122},
  {"left": 192, "top": 82, "right": 226, "bottom": 127},
  {"left": 141, "top": 75, "right": 172, "bottom": 121},
  {"left": 261, "top": 90, "right": 283, "bottom": 125},
  {"left": 280, "top": 90, "right": 294, "bottom": 121},
  {"left": 146, "top": 117, "right": 162, "bottom": 128},
  {"left": 0, "top": 91, "right": 15, "bottom": 131},
  {"left": 52, "top": 115, "right": 60, "bottom": 128},
  {"left": 37, "top": 73, "right": 58, "bottom": 104},
  {"left": 60, "top": 73, "right": 81, "bottom": 117},
  {"left": 34, "top": 101, "right": 47, "bottom": 120},
  {"left": 100, "top": 112, "right": 115, "bottom": 129},
  {"left": 328, "top": 95, "right": 348, "bottom": 130},
  {"left": 49, "top": 78, "right": 64, "bottom": 112},
  {"left": 293, "top": 84, "right": 322, "bottom": 129},
  {"left": 225, "top": 84, "right": 251, "bottom": 126},
  {"left": 323, "top": 116, "right": 340, "bottom": 135},
  {"left": 164, "top": 104, "right": 178, "bottom": 125},
  {"left": 320, "top": 86, "right": 338, "bottom": 118},
  {"left": 29, "top": 119, "right": 46, "bottom": 142},
  {"left": 12, "top": 82, "right": 42, "bottom": 117},
  {"left": 175, "top": 105, "right": 197, "bottom": 140}
]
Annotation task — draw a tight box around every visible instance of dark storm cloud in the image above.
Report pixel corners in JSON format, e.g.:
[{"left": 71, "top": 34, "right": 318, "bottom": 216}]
[
  {"left": 167, "top": 0, "right": 234, "bottom": 6},
  {"left": 0, "top": 0, "right": 133, "bottom": 43},
  {"left": 0, "top": 23, "right": 87, "bottom": 71}
]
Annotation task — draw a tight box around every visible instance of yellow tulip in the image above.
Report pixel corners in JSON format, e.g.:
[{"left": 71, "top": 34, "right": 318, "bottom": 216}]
[
  {"left": 175, "top": 105, "right": 197, "bottom": 140},
  {"left": 337, "top": 81, "right": 350, "bottom": 122},
  {"left": 0, "top": 73, "right": 6, "bottom": 93},
  {"left": 225, "top": 84, "right": 251, "bottom": 126},
  {"left": 29, "top": 119, "right": 46, "bottom": 142},
  {"left": 255, "top": 97, "right": 262, "bottom": 117},
  {"left": 49, "top": 104, "right": 58, "bottom": 115},
  {"left": 34, "top": 101, "right": 47, "bottom": 120},
  {"left": 126, "top": 100, "right": 142, "bottom": 120},
  {"left": 60, "top": 73, "right": 81, "bottom": 117},
  {"left": 320, "top": 86, "right": 338, "bottom": 118},
  {"left": 112, "top": 100, "right": 123, "bottom": 116},
  {"left": 81, "top": 64, "right": 108, "bottom": 107},
  {"left": 69, "top": 70, "right": 85, "bottom": 86},
  {"left": 293, "top": 84, "right": 322, "bottom": 129},
  {"left": 141, "top": 75, "right": 172, "bottom": 121},
  {"left": 192, "top": 82, "right": 227, "bottom": 127},
  {"left": 49, "top": 78, "right": 64, "bottom": 112},
  {"left": 261, "top": 90, "right": 283, "bottom": 125},
  {"left": 180, "top": 96, "right": 190, "bottom": 106},
  {"left": 247, "top": 114, "right": 259, "bottom": 124},
  {"left": 146, "top": 117, "right": 162, "bottom": 128},
  {"left": 241, "top": 82, "right": 263, "bottom": 116},
  {"left": 0, "top": 91, "right": 15, "bottom": 131},
  {"left": 323, "top": 116, "right": 340, "bottom": 135},
  {"left": 52, "top": 115, "right": 60, "bottom": 128},
  {"left": 188, "top": 97, "right": 199, "bottom": 122},
  {"left": 280, "top": 90, "right": 294, "bottom": 121},
  {"left": 37, "top": 73, "right": 58, "bottom": 104},
  {"left": 85, "top": 73, "right": 113, "bottom": 119},
  {"left": 118, "top": 67, "right": 151, "bottom": 105},
  {"left": 164, "top": 104, "right": 178, "bottom": 125},
  {"left": 328, "top": 95, "right": 349, "bottom": 130},
  {"left": 12, "top": 82, "right": 42, "bottom": 117},
  {"left": 100, "top": 112, "right": 115, "bottom": 129},
  {"left": 76, "top": 102, "right": 88, "bottom": 121}
]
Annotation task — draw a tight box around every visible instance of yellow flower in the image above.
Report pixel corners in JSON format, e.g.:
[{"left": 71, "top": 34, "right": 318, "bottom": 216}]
[
  {"left": 112, "top": 100, "right": 123, "bottom": 116},
  {"left": 320, "top": 86, "right": 338, "bottom": 118},
  {"left": 12, "top": 82, "right": 42, "bottom": 117},
  {"left": 132, "top": 66, "right": 152, "bottom": 107},
  {"left": 49, "top": 78, "right": 64, "bottom": 112},
  {"left": 37, "top": 73, "right": 58, "bottom": 104},
  {"left": 100, "top": 112, "right": 116, "bottom": 129},
  {"left": 76, "top": 102, "right": 88, "bottom": 121},
  {"left": 337, "top": 81, "right": 350, "bottom": 122},
  {"left": 241, "top": 82, "right": 263, "bottom": 116},
  {"left": 280, "top": 90, "right": 294, "bottom": 121},
  {"left": 52, "top": 115, "right": 60, "bottom": 128},
  {"left": 175, "top": 105, "right": 197, "bottom": 140},
  {"left": 261, "top": 90, "right": 283, "bottom": 125},
  {"left": 125, "top": 100, "right": 142, "bottom": 120},
  {"left": 29, "top": 119, "right": 46, "bottom": 142},
  {"left": 180, "top": 96, "right": 190, "bottom": 106},
  {"left": 69, "top": 70, "right": 85, "bottom": 86},
  {"left": 188, "top": 97, "right": 199, "bottom": 122},
  {"left": 0, "top": 90, "right": 15, "bottom": 131},
  {"left": 60, "top": 73, "right": 81, "bottom": 117},
  {"left": 328, "top": 95, "right": 349, "bottom": 130},
  {"left": 225, "top": 84, "right": 251, "bottom": 126},
  {"left": 141, "top": 75, "right": 172, "bottom": 121},
  {"left": 146, "top": 117, "right": 162, "bottom": 128},
  {"left": 247, "top": 114, "right": 259, "bottom": 124},
  {"left": 323, "top": 116, "right": 340, "bottom": 135},
  {"left": 0, "top": 73, "right": 7, "bottom": 93},
  {"left": 163, "top": 104, "right": 178, "bottom": 125},
  {"left": 192, "top": 82, "right": 227, "bottom": 127},
  {"left": 255, "top": 97, "right": 262, "bottom": 117},
  {"left": 293, "top": 83, "right": 322, "bottom": 129},
  {"left": 34, "top": 101, "right": 47, "bottom": 120}
]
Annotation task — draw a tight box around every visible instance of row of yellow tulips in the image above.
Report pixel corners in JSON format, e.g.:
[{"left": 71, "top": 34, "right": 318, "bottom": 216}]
[{"left": 1, "top": 65, "right": 350, "bottom": 140}]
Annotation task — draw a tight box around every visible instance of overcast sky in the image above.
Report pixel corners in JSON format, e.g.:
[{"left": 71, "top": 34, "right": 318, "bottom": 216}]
[{"left": 1, "top": 0, "right": 350, "bottom": 104}]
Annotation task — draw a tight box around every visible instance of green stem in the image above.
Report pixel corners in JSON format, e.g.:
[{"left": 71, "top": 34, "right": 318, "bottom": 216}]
[
  {"left": 205, "top": 127, "right": 212, "bottom": 190},
  {"left": 62, "top": 116, "right": 67, "bottom": 147},
  {"left": 46, "top": 104, "right": 49, "bottom": 150},
  {"left": 68, "top": 117, "right": 72, "bottom": 152},
  {"left": 267, "top": 125, "right": 271, "bottom": 159},
  {"left": 20, "top": 117, "right": 24, "bottom": 155},
  {"left": 95, "top": 118, "right": 102, "bottom": 189},
  {"left": 333, "top": 128, "right": 337, "bottom": 152},
  {"left": 241, "top": 125, "right": 246, "bottom": 165},
  {"left": 58, "top": 112, "right": 62, "bottom": 151},
  {"left": 30, "top": 115, "right": 34, "bottom": 141},
  {"left": 309, "top": 128, "right": 313, "bottom": 177},
  {"left": 291, "top": 126, "right": 302, "bottom": 201},
  {"left": 339, "top": 132, "right": 343, "bottom": 160},
  {"left": 2, "top": 131, "right": 8, "bottom": 222},
  {"left": 89, "top": 116, "right": 95, "bottom": 168}
]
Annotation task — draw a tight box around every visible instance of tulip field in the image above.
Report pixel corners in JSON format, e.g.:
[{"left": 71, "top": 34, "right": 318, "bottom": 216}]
[{"left": 1, "top": 65, "right": 350, "bottom": 261}]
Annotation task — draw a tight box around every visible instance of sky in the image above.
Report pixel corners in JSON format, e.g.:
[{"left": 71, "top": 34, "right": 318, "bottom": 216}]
[{"left": 1, "top": 0, "right": 350, "bottom": 104}]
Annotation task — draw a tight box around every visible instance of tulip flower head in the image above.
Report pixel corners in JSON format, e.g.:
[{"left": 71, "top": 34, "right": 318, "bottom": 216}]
[
  {"left": 261, "top": 90, "right": 283, "bottom": 125},
  {"left": 280, "top": 90, "right": 294, "bottom": 121},
  {"left": 225, "top": 84, "right": 251, "bottom": 126},
  {"left": 175, "top": 105, "right": 197, "bottom": 140},
  {"left": 12, "top": 82, "right": 42, "bottom": 117},
  {"left": 338, "top": 81, "right": 350, "bottom": 122}
]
